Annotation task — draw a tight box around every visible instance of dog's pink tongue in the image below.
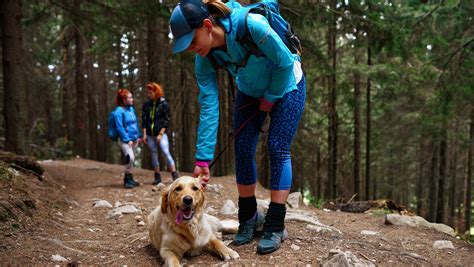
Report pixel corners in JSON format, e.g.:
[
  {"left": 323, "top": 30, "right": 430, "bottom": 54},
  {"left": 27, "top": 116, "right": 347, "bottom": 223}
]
[{"left": 175, "top": 210, "right": 184, "bottom": 224}]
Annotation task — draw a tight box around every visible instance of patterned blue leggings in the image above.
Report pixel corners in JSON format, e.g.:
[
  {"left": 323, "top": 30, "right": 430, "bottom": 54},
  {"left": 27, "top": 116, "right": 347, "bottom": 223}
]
[{"left": 234, "top": 75, "right": 306, "bottom": 190}]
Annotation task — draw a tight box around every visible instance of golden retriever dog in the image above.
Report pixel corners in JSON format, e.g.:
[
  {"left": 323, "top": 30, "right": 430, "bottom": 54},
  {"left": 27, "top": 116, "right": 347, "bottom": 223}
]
[{"left": 148, "top": 176, "right": 239, "bottom": 266}]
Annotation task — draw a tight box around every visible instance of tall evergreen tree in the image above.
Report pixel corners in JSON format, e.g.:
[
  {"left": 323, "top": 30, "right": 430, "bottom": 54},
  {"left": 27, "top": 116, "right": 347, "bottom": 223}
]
[
  {"left": 1, "top": 0, "right": 27, "bottom": 154},
  {"left": 72, "top": 0, "right": 87, "bottom": 157}
]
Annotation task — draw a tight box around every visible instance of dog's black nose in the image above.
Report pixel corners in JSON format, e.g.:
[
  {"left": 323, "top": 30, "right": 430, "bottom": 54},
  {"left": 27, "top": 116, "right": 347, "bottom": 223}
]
[{"left": 183, "top": 196, "right": 193, "bottom": 206}]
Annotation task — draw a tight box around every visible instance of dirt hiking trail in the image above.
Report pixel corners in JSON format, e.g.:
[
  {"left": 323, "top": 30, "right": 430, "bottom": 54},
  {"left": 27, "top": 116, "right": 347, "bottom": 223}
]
[{"left": 0, "top": 158, "right": 473, "bottom": 266}]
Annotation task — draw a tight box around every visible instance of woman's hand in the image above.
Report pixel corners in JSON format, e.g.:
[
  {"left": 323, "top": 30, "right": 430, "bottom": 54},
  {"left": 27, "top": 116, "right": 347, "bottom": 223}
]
[
  {"left": 128, "top": 141, "right": 134, "bottom": 147},
  {"left": 193, "top": 164, "right": 210, "bottom": 188},
  {"left": 156, "top": 134, "right": 163, "bottom": 143}
]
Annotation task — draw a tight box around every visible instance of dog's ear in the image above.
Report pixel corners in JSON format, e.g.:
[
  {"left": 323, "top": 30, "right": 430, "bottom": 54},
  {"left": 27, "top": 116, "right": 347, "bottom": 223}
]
[{"left": 161, "top": 192, "right": 168, "bottom": 213}]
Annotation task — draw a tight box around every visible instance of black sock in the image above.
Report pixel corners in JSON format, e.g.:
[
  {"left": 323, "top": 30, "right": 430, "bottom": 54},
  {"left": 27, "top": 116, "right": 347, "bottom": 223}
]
[
  {"left": 154, "top": 172, "right": 161, "bottom": 182},
  {"left": 263, "top": 202, "right": 286, "bottom": 232},
  {"left": 238, "top": 196, "right": 257, "bottom": 223},
  {"left": 171, "top": 172, "right": 178, "bottom": 180}
]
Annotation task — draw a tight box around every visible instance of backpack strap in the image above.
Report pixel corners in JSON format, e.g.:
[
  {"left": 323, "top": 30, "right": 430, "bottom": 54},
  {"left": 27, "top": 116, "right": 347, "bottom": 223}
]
[
  {"left": 236, "top": 4, "right": 267, "bottom": 58},
  {"left": 207, "top": 52, "right": 224, "bottom": 70},
  {"left": 207, "top": 4, "right": 269, "bottom": 71}
]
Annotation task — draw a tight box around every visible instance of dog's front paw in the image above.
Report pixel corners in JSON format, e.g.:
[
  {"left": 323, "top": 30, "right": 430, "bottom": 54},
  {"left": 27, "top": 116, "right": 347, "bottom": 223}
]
[
  {"left": 219, "top": 247, "right": 240, "bottom": 261},
  {"left": 220, "top": 247, "right": 240, "bottom": 261},
  {"left": 227, "top": 247, "right": 240, "bottom": 260},
  {"left": 208, "top": 239, "right": 240, "bottom": 261}
]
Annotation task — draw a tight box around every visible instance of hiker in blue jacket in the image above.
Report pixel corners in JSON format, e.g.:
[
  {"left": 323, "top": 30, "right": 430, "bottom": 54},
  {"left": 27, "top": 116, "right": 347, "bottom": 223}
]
[
  {"left": 170, "top": 0, "right": 305, "bottom": 254},
  {"left": 115, "top": 89, "right": 142, "bottom": 189}
]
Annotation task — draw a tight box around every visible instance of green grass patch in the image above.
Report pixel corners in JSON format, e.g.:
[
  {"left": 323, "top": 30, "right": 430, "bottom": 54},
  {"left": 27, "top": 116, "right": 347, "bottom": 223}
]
[{"left": 0, "top": 162, "right": 13, "bottom": 181}]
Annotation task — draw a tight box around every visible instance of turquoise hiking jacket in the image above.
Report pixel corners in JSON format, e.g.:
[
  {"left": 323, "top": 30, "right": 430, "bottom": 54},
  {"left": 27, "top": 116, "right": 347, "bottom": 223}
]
[
  {"left": 194, "top": 4, "right": 300, "bottom": 161},
  {"left": 114, "top": 105, "right": 142, "bottom": 143}
]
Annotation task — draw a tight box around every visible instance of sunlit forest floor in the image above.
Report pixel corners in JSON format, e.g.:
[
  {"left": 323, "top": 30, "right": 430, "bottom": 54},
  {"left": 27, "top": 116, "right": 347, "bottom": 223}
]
[{"left": 0, "top": 158, "right": 473, "bottom": 266}]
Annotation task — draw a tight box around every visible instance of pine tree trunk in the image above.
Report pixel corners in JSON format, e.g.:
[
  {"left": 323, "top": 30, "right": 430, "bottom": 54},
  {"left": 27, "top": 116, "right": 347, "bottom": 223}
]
[
  {"left": 166, "top": 64, "right": 177, "bottom": 174},
  {"left": 147, "top": 15, "right": 159, "bottom": 83},
  {"left": 215, "top": 71, "right": 227, "bottom": 176},
  {"left": 316, "top": 146, "right": 322, "bottom": 200},
  {"left": 127, "top": 37, "right": 136, "bottom": 95},
  {"left": 137, "top": 25, "right": 151, "bottom": 170},
  {"left": 463, "top": 106, "right": 473, "bottom": 233},
  {"left": 437, "top": 126, "right": 448, "bottom": 223},
  {"left": 72, "top": 0, "right": 87, "bottom": 157},
  {"left": 97, "top": 56, "right": 108, "bottom": 162},
  {"left": 327, "top": 0, "right": 338, "bottom": 199},
  {"left": 45, "top": 84, "right": 54, "bottom": 145},
  {"left": 448, "top": 121, "right": 458, "bottom": 227},
  {"left": 366, "top": 31, "right": 372, "bottom": 200},
  {"left": 60, "top": 25, "right": 72, "bottom": 141},
  {"left": 353, "top": 52, "right": 361, "bottom": 200},
  {"left": 158, "top": 17, "right": 167, "bottom": 86},
  {"left": 178, "top": 61, "right": 198, "bottom": 172},
  {"left": 387, "top": 150, "right": 394, "bottom": 200},
  {"left": 416, "top": 133, "right": 427, "bottom": 218},
  {"left": 86, "top": 51, "right": 98, "bottom": 160},
  {"left": 429, "top": 138, "right": 440, "bottom": 222},
  {"left": 1, "top": 0, "right": 27, "bottom": 155},
  {"left": 116, "top": 35, "right": 124, "bottom": 89},
  {"left": 374, "top": 154, "right": 380, "bottom": 199},
  {"left": 145, "top": 13, "right": 160, "bottom": 170}
]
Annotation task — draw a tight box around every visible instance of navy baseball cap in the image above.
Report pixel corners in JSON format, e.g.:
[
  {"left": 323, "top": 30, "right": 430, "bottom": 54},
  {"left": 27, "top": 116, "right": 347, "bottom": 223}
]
[{"left": 170, "top": 0, "right": 210, "bottom": 54}]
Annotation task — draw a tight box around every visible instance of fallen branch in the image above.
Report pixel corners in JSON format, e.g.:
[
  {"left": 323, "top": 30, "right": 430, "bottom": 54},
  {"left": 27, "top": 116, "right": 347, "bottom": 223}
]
[
  {"left": 62, "top": 218, "right": 94, "bottom": 223},
  {"left": 126, "top": 232, "right": 146, "bottom": 240},
  {"left": 10, "top": 163, "right": 43, "bottom": 181},
  {"left": 0, "top": 151, "right": 44, "bottom": 177},
  {"left": 101, "top": 258, "right": 117, "bottom": 265},
  {"left": 324, "top": 199, "right": 414, "bottom": 214},
  {"left": 36, "top": 236, "right": 86, "bottom": 255},
  {"left": 400, "top": 252, "right": 430, "bottom": 263},
  {"left": 66, "top": 240, "right": 101, "bottom": 244},
  {"left": 359, "top": 252, "right": 373, "bottom": 261},
  {"left": 346, "top": 193, "right": 357, "bottom": 204},
  {"left": 130, "top": 234, "right": 147, "bottom": 244}
]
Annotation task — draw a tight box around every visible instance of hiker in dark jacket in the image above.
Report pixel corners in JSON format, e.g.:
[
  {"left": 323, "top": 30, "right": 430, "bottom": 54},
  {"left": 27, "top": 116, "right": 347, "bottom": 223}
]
[
  {"left": 115, "top": 89, "right": 142, "bottom": 189},
  {"left": 142, "top": 82, "right": 178, "bottom": 185},
  {"left": 170, "top": 0, "right": 305, "bottom": 254}
]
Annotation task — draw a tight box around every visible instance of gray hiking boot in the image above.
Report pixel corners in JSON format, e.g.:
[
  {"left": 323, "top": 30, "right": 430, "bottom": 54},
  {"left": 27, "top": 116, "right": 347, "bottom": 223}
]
[
  {"left": 232, "top": 211, "right": 265, "bottom": 245},
  {"left": 257, "top": 229, "right": 288, "bottom": 254}
]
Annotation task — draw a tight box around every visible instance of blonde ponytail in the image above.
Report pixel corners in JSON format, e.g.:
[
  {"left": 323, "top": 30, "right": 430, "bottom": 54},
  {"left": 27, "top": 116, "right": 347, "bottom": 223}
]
[{"left": 204, "top": 0, "right": 231, "bottom": 19}]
